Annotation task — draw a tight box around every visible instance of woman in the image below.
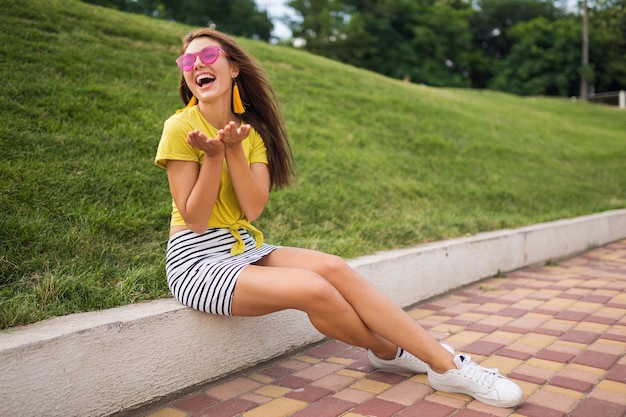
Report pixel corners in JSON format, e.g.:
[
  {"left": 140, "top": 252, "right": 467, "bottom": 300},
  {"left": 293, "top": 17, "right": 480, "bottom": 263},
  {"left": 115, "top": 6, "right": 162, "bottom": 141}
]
[{"left": 155, "top": 28, "right": 522, "bottom": 408}]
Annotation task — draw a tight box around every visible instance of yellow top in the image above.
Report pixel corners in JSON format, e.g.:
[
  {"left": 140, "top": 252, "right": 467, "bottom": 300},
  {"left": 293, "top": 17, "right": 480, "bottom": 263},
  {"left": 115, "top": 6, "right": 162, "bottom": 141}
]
[{"left": 155, "top": 105, "right": 269, "bottom": 255}]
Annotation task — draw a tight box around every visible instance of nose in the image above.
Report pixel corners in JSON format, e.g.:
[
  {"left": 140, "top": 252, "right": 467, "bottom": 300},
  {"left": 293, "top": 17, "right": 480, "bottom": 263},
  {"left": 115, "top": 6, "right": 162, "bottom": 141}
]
[{"left": 193, "top": 53, "right": 203, "bottom": 68}]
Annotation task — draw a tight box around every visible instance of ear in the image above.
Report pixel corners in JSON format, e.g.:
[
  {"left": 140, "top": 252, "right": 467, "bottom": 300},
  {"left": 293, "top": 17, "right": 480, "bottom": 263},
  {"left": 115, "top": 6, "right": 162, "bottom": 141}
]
[{"left": 230, "top": 64, "right": 240, "bottom": 79}]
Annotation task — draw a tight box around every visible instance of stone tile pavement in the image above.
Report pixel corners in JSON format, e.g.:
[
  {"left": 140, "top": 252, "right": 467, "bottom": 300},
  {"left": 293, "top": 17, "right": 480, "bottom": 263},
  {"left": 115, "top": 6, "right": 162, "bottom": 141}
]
[{"left": 136, "top": 240, "right": 626, "bottom": 417}]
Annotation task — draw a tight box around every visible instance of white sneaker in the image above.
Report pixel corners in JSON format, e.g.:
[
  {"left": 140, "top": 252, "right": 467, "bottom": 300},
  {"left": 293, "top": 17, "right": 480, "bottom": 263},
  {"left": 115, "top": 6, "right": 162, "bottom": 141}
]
[
  {"left": 428, "top": 354, "right": 523, "bottom": 408},
  {"left": 367, "top": 343, "right": 455, "bottom": 374}
]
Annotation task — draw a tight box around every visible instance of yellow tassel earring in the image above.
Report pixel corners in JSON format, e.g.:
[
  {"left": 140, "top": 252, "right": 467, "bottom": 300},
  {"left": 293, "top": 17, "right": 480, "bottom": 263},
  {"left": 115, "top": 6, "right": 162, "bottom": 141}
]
[
  {"left": 232, "top": 79, "right": 245, "bottom": 114},
  {"left": 176, "top": 96, "right": 197, "bottom": 113}
]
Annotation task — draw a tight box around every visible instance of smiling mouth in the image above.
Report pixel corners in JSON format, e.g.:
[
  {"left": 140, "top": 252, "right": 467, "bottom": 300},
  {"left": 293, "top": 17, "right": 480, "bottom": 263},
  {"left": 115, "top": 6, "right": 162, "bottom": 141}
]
[{"left": 196, "top": 74, "right": 215, "bottom": 87}]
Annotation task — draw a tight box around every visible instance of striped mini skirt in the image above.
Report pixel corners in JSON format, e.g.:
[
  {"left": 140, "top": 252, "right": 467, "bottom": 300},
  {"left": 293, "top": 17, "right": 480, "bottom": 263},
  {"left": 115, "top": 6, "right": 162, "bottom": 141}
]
[{"left": 165, "top": 228, "right": 279, "bottom": 315}]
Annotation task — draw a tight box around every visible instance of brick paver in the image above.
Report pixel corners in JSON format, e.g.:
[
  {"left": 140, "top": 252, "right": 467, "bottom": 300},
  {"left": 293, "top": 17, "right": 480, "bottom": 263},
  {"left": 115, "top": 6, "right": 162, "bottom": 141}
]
[{"left": 137, "top": 240, "right": 626, "bottom": 417}]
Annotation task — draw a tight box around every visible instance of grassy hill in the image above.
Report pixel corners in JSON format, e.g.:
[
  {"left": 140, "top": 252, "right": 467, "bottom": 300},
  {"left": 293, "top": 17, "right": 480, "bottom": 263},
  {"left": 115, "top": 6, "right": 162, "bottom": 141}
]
[{"left": 1, "top": 0, "right": 624, "bottom": 329}]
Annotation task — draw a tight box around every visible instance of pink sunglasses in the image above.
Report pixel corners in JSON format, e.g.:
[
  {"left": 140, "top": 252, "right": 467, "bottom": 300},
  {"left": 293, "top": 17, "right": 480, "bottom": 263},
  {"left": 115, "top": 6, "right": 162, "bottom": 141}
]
[{"left": 176, "top": 46, "right": 228, "bottom": 71}]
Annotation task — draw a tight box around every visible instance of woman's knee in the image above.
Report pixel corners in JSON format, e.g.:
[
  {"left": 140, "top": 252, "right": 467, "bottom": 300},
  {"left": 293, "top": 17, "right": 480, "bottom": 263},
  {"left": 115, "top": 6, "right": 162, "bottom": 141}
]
[
  {"left": 316, "top": 253, "right": 351, "bottom": 277},
  {"left": 300, "top": 273, "right": 345, "bottom": 310}
]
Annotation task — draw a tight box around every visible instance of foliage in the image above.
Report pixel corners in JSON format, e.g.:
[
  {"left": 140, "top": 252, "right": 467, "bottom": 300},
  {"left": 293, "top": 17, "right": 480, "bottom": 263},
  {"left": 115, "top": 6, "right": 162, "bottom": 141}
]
[
  {"left": 468, "top": 0, "right": 563, "bottom": 88},
  {"left": 288, "top": 0, "right": 474, "bottom": 86},
  {"left": 80, "top": 0, "right": 274, "bottom": 40},
  {"left": 286, "top": 0, "right": 625, "bottom": 97},
  {"left": 589, "top": 0, "right": 626, "bottom": 92},
  {"left": 1, "top": 0, "right": 625, "bottom": 329},
  {"left": 489, "top": 17, "right": 581, "bottom": 96}
]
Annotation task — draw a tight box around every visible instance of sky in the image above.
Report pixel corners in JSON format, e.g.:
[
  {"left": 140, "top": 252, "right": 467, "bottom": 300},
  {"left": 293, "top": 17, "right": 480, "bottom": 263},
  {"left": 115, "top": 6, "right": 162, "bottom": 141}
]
[{"left": 255, "top": 0, "right": 295, "bottom": 39}]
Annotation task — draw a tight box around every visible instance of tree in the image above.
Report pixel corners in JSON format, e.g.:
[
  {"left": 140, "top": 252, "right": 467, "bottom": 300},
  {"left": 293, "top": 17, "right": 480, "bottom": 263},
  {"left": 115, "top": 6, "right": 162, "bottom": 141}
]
[
  {"left": 80, "top": 0, "right": 274, "bottom": 41},
  {"left": 489, "top": 16, "right": 581, "bottom": 96},
  {"left": 468, "top": 0, "right": 564, "bottom": 88},
  {"left": 580, "top": 0, "right": 589, "bottom": 98},
  {"left": 586, "top": 0, "right": 626, "bottom": 92},
  {"left": 288, "top": 0, "right": 474, "bottom": 87},
  {"left": 287, "top": 0, "right": 353, "bottom": 58}
]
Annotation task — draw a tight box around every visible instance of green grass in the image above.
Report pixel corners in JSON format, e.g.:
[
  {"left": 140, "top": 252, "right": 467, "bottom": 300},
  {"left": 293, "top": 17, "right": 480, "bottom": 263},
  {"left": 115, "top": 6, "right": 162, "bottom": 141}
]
[{"left": 1, "top": 0, "right": 624, "bottom": 330}]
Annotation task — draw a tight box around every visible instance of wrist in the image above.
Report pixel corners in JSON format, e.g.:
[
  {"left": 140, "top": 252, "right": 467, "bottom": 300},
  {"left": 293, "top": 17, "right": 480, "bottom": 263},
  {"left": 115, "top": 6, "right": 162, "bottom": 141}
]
[
  {"left": 203, "top": 151, "right": 224, "bottom": 161},
  {"left": 224, "top": 143, "right": 244, "bottom": 155}
]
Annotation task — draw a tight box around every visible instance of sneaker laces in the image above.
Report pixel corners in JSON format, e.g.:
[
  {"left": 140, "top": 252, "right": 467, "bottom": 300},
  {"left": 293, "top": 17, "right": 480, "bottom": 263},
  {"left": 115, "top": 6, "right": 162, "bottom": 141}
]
[{"left": 458, "top": 355, "right": 499, "bottom": 388}]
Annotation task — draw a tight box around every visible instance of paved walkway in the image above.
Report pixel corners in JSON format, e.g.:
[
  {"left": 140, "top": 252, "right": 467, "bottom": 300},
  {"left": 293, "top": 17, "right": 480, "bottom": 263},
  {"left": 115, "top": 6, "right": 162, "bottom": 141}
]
[{"left": 137, "top": 240, "right": 626, "bottom": 417}]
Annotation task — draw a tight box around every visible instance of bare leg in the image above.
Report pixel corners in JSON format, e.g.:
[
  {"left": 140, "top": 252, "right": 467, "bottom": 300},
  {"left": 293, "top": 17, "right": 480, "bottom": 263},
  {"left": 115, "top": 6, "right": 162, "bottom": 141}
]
[
  {"left": 232, "top": 247, "right": 455, "bottom": 373},
  {"left": 232, "top": 263, "right": 395, "bottom": 356}
]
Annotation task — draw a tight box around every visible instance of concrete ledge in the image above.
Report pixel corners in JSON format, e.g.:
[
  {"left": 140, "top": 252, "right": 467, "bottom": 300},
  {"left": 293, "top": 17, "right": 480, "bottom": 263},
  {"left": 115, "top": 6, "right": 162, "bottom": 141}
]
[{"left": 1, "top": 209, "right": 625, "bottom": 417}]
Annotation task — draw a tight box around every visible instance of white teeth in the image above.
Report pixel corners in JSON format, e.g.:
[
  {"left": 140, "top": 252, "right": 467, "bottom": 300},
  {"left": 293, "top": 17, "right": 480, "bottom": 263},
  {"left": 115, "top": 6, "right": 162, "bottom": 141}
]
[{"left": 196, "top": 74, "right": 215, "bottom": 85}]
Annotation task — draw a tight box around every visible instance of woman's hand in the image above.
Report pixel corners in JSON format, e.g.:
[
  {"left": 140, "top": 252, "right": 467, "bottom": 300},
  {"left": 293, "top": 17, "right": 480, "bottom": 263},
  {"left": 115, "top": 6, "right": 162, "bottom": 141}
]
[
  {"left": 186, "top": 129, "right": 224, "bottom": 158},
  {"left": 218, "top": 121, "right": 251, "bottom": 149}
]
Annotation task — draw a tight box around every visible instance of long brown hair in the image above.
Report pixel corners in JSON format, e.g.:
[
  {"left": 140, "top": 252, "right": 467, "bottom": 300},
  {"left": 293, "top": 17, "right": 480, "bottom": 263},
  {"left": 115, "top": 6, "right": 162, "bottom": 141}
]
[{"left": 178, "top": 28, "right": 295, "bottom": 190}]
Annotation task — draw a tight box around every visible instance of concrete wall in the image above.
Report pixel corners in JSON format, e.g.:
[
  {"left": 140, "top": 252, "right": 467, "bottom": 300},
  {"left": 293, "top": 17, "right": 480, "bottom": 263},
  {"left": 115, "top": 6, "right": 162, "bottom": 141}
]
[{"left": 1, "top": 209, "right": 625, "bottom": 417}]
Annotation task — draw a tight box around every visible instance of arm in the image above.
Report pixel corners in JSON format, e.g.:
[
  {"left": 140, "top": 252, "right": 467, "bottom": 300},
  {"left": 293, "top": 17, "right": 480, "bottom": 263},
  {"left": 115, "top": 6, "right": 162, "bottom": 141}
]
[
  {"left": 221, "top": 122, "right": 270, "bottom": 221},
  {"left": 166, "top": 130, "right": 225, "bottom": 234}
]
